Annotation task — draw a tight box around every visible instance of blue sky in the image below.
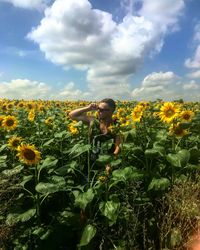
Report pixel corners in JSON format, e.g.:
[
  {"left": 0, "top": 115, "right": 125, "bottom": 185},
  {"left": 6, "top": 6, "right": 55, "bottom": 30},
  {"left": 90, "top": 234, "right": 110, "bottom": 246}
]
[{"left": 0, "top": 0, "right": 200, "bottom": 101}]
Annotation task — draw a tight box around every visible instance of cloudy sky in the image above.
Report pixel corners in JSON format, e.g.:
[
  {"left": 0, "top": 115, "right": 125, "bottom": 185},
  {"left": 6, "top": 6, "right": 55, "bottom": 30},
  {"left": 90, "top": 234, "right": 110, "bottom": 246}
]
[{"left": 0, "top": 0, "right": 200, "bottom": 101}]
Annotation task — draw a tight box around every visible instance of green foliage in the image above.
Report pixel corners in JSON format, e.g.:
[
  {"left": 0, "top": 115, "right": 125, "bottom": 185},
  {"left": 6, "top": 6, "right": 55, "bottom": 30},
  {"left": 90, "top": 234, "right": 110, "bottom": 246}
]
[
  {"left": 6, "top": 209, "right": 36, "bottom": 226},
  {"left": 167, "top": 149, "right": 190, "bottom": 168},
  {"left": 79, "top": 224, "right": 97, "bottom": 247},
  {"left": 99, "top": 200, "right": 120, "bottom": 226},
  {"left": 148, "top": 177, "right": 170, "bottom": 191},
  {"left": 73, "top": 188, "right": 95, "bottom": 210},
  {"left": 1, "top": 100, "right": 200, "bottom": 249}
]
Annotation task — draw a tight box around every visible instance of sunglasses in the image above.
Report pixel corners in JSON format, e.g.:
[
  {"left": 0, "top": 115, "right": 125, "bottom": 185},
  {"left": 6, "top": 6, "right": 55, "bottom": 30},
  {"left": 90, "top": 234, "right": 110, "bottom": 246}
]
[{"left": 98, "top": 107, "right": 112, "bottom": 112}]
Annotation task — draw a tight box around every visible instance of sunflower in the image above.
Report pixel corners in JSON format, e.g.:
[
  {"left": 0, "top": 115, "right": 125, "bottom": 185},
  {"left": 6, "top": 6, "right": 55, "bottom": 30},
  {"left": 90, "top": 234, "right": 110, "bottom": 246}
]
[
  {"left": 98, "top": 176, "right": 107, "bottom": 183},
  {"left": 0, "top": 115, "right": 5, "bottom": 128},
  {"left": 116, "top": 108, "right": 126, "bottom": 117},
  {"left": 17, "top": 101, "right": 25, "bottom": 109},
  {"left": 158, "top": 102, "right": 179, "bottom": 123},
  {"left": 8, "top": 136, "right": 23, "bottom": 150},
  {"left": 138, "top": 101, "right": 149, "bottom": 108},
  {"left": 2, "top": 115, "right": 18, "bottom": 131},
  {"left": 131, "top": 110, "right": 143, "bottom": 122},
  {"left": 6, "top": 102, "right": 14, "bottom": 110},
  {"left": 37, "top": 104, "right": 45, "bottom": 113},
  {"left": 26, "top": 102, "right": 35, "bottom": 110},
  {"left": 169, "top": 123, "right": 188, "bottom": 137},
  {"left": 131, "top": 105, "right": 143, "bottom": 122},
  {"left": 17, "top": 144, "right": 41, "bottom": 165},
  {"left": 68, "top": 125, "right": 78, "bottom": 135},
  {"left": 2, "top": 104, "right": 7, "bottom": 111},
  {"left": 28, "top": 110, "right": 35, "bottom": 122},
  {"left": 45, "top": 117, "right": 54, "bottom": 126},
  {"left": 179, "top": 110, "right": 194, "bottom": 122},
  {"left": 118, "top": 116, "right": 130, "bottom": 128},
  {"left": 67, "top": 121, "right": 79, "bottom": 135}
]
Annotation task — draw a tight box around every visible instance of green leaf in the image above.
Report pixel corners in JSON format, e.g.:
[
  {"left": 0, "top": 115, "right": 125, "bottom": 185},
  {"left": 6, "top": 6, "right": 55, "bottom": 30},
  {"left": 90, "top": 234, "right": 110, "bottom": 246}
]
[
  {"left": 79, "top": 224, "right": 97, "bottom": 247},
  {"left": 54, "top": 130, "right": 68, "bottom": 138},
  {"left": 32, "top": 227, "right": 51, "bottom": 240},
  {"left": 6, "top": 209, "right": 36, "bottom": 226},
  {"left": 55, "top": 161, "right": 78, "bottom": 175},
  {"left": 122, "top": 143, "right": 136, "bottom": 151},
  {"left": 20, "top": 175, "right": 33, "bottom": 187},
  {"left": 99, "top": 200, "right": 120, "bottom": 225},
  {"left": 167, "top": 149, "right": 190, "bottom": 168},
  {"left": 35, "top": 176, "right": 66, "bottom": 194},
  {"left": 189, "top": 147, "right": 200, "bottom": 164},
  {"left": 0, "top": 144, "right": 7, "bottom": 152},
  {"left": 96, "top": 154, "right": 112, "bottom": 164},
  {"left": 73, "top": 188, "right": 94, "bottom": 210},
  {"left": 156, "top": 129, "right": 168, "bottom": 141},
  {"left": 110, "top": 158, "right": 122, "bottom": 167},
  {"left": 148, "top": 177, "right": 170, "bottom": 191},
  {"left": 0, "top": 155, "right": 7, "bottom": 161},
  {"left": 122, "top": 129, "right": 136, "bottom": 142},
  {"left": 131, "top": 147, "right": 144, "bottom": 156},
  {"left": 38, "top": 156, "right": 58, "bottom": 171},
  {"left": 153, "top": 145, "right": 165, "bottom": 156},
  {"left": 43, "top": 138, "right": 55, "bottom": 147},
  {"left": 112, "top": 167, "right": 143, "bottom": 183},
  {"left": 2, "top": 165, "right": 24, "bottom": 177},
  {"left": 185, "top": 163, "right": 200, "bottom": 170},
  {"left": 69, "top": 143, "right": 91, "bottom": 158},
  {"left": 145, "top": 147, "right": 164, "bottom": 158}
]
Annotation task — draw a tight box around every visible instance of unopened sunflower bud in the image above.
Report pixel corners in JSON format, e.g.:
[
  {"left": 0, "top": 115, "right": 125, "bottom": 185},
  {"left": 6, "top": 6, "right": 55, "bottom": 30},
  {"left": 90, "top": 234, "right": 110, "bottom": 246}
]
[{"left": 105, "top": 164, "right": 111, "bottom": 175}]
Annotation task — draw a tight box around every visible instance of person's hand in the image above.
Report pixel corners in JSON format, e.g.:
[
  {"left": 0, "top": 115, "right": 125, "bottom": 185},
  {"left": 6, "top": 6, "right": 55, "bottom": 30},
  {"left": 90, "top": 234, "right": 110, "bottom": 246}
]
[
  {"left": 113, "top": 146, "right": 120, "bottom": 156},
  {"left": 87, "top": 103, "right": 98, "bottom": 111}
]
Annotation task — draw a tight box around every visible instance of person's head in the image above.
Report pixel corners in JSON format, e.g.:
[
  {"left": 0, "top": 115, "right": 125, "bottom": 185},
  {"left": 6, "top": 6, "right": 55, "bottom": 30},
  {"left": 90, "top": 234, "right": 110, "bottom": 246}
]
[{"left": 98, "top": 98, "right": 116, "bottom": 120}]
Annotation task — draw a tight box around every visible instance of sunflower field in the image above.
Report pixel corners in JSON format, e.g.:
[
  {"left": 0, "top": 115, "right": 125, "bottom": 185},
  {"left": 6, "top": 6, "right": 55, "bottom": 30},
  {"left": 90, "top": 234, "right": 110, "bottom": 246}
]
[{"left": 0, "top": 98, "right": 200, "bottom": 250}]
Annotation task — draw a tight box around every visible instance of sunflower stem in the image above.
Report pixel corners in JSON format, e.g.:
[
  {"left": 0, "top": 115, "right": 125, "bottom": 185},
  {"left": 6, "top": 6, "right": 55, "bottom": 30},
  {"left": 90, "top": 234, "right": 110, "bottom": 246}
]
[{"left": 35, "top": 165, "right": 41, "bottom": 225}]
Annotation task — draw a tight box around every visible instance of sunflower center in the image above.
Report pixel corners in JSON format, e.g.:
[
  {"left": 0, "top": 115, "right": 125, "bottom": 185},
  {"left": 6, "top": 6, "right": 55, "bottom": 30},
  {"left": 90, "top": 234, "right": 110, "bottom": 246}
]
[
  {"left": 174, "top": 127, "right": 183, "bottom": 136},
  {"left": 6, "top": 119, "right": 14, "bottom": 126},
  {"left": 183, "top": 114, "right": 190, "bottom": 120},
  {"left": 165, "top": 109, "right": 175, "bottom": 118},
  {"left": 12, "top": 139, "right": 20, "bottom": 147},
  {"left": 24, "top": 149, "right": 36, "bottom": 160},
  {"left": 135, "top": 112, "right": 141, "bottom": 118}
]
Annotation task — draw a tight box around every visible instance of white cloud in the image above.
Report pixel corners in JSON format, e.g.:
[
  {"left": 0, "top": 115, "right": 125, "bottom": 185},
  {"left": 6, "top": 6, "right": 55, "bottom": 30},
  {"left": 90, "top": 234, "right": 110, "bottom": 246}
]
[
  {"left": 119, "top": 0, "right": 135, "bottom": 16},
  {"left": 0, "top": 79, "right": 93, "bottom": 100},
  {"left": 27, "top": 0, "right": 185, "bottom": 99},
  {"left": 185, "top": 23, "right": 200, "bottom": 70},
  {"left": 52, "top": 81, "right": 92, "bottom": 100},
  {"left": 138, "top": 0, "right": 185, "bottom": 33},
  {"left": 183, "top": 80, "right": 199, "bottom": 90},
  {"left": 0, "top": 79, "right": 51, "bottom": 99},
  {"left": 142, "top": 71, "right": 179, "bottom": 87},
  {"left": 185, "top": 45, "right": 200, "bottom": 69},
  {"left": 131, "top": 71, "right": 179, "bottom": 99},
  {"left": 0, "top": 0, "right": 49, "bottom": 10},
  {"left": 187, "top": 70, "right": 200, "bottom": 79},
  {"left": 131, "top": 71, "right": 193, "bottom": 101}
]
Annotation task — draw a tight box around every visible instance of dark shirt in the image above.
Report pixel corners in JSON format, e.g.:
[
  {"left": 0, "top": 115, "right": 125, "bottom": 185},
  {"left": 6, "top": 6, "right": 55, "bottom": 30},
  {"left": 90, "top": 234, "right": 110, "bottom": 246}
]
[{"left": 89, "top": 118, "right": 117, "bottom": 161}]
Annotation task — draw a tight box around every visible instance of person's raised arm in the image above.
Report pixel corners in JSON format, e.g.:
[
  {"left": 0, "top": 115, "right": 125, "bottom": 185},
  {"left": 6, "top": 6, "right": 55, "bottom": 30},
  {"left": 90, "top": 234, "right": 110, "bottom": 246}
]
[
  {"left": 113, "top": 134, "right": 121, "bottom": 156},
  {"left": 68, "top": 103, "right": 98, "bottom": 125}
]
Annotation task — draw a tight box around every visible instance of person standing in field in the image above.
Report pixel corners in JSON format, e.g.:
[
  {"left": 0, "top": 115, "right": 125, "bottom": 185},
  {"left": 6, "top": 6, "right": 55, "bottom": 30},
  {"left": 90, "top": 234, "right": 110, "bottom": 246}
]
[{"left": 69, "top": 98, "right": 121, "bottom": 169}]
